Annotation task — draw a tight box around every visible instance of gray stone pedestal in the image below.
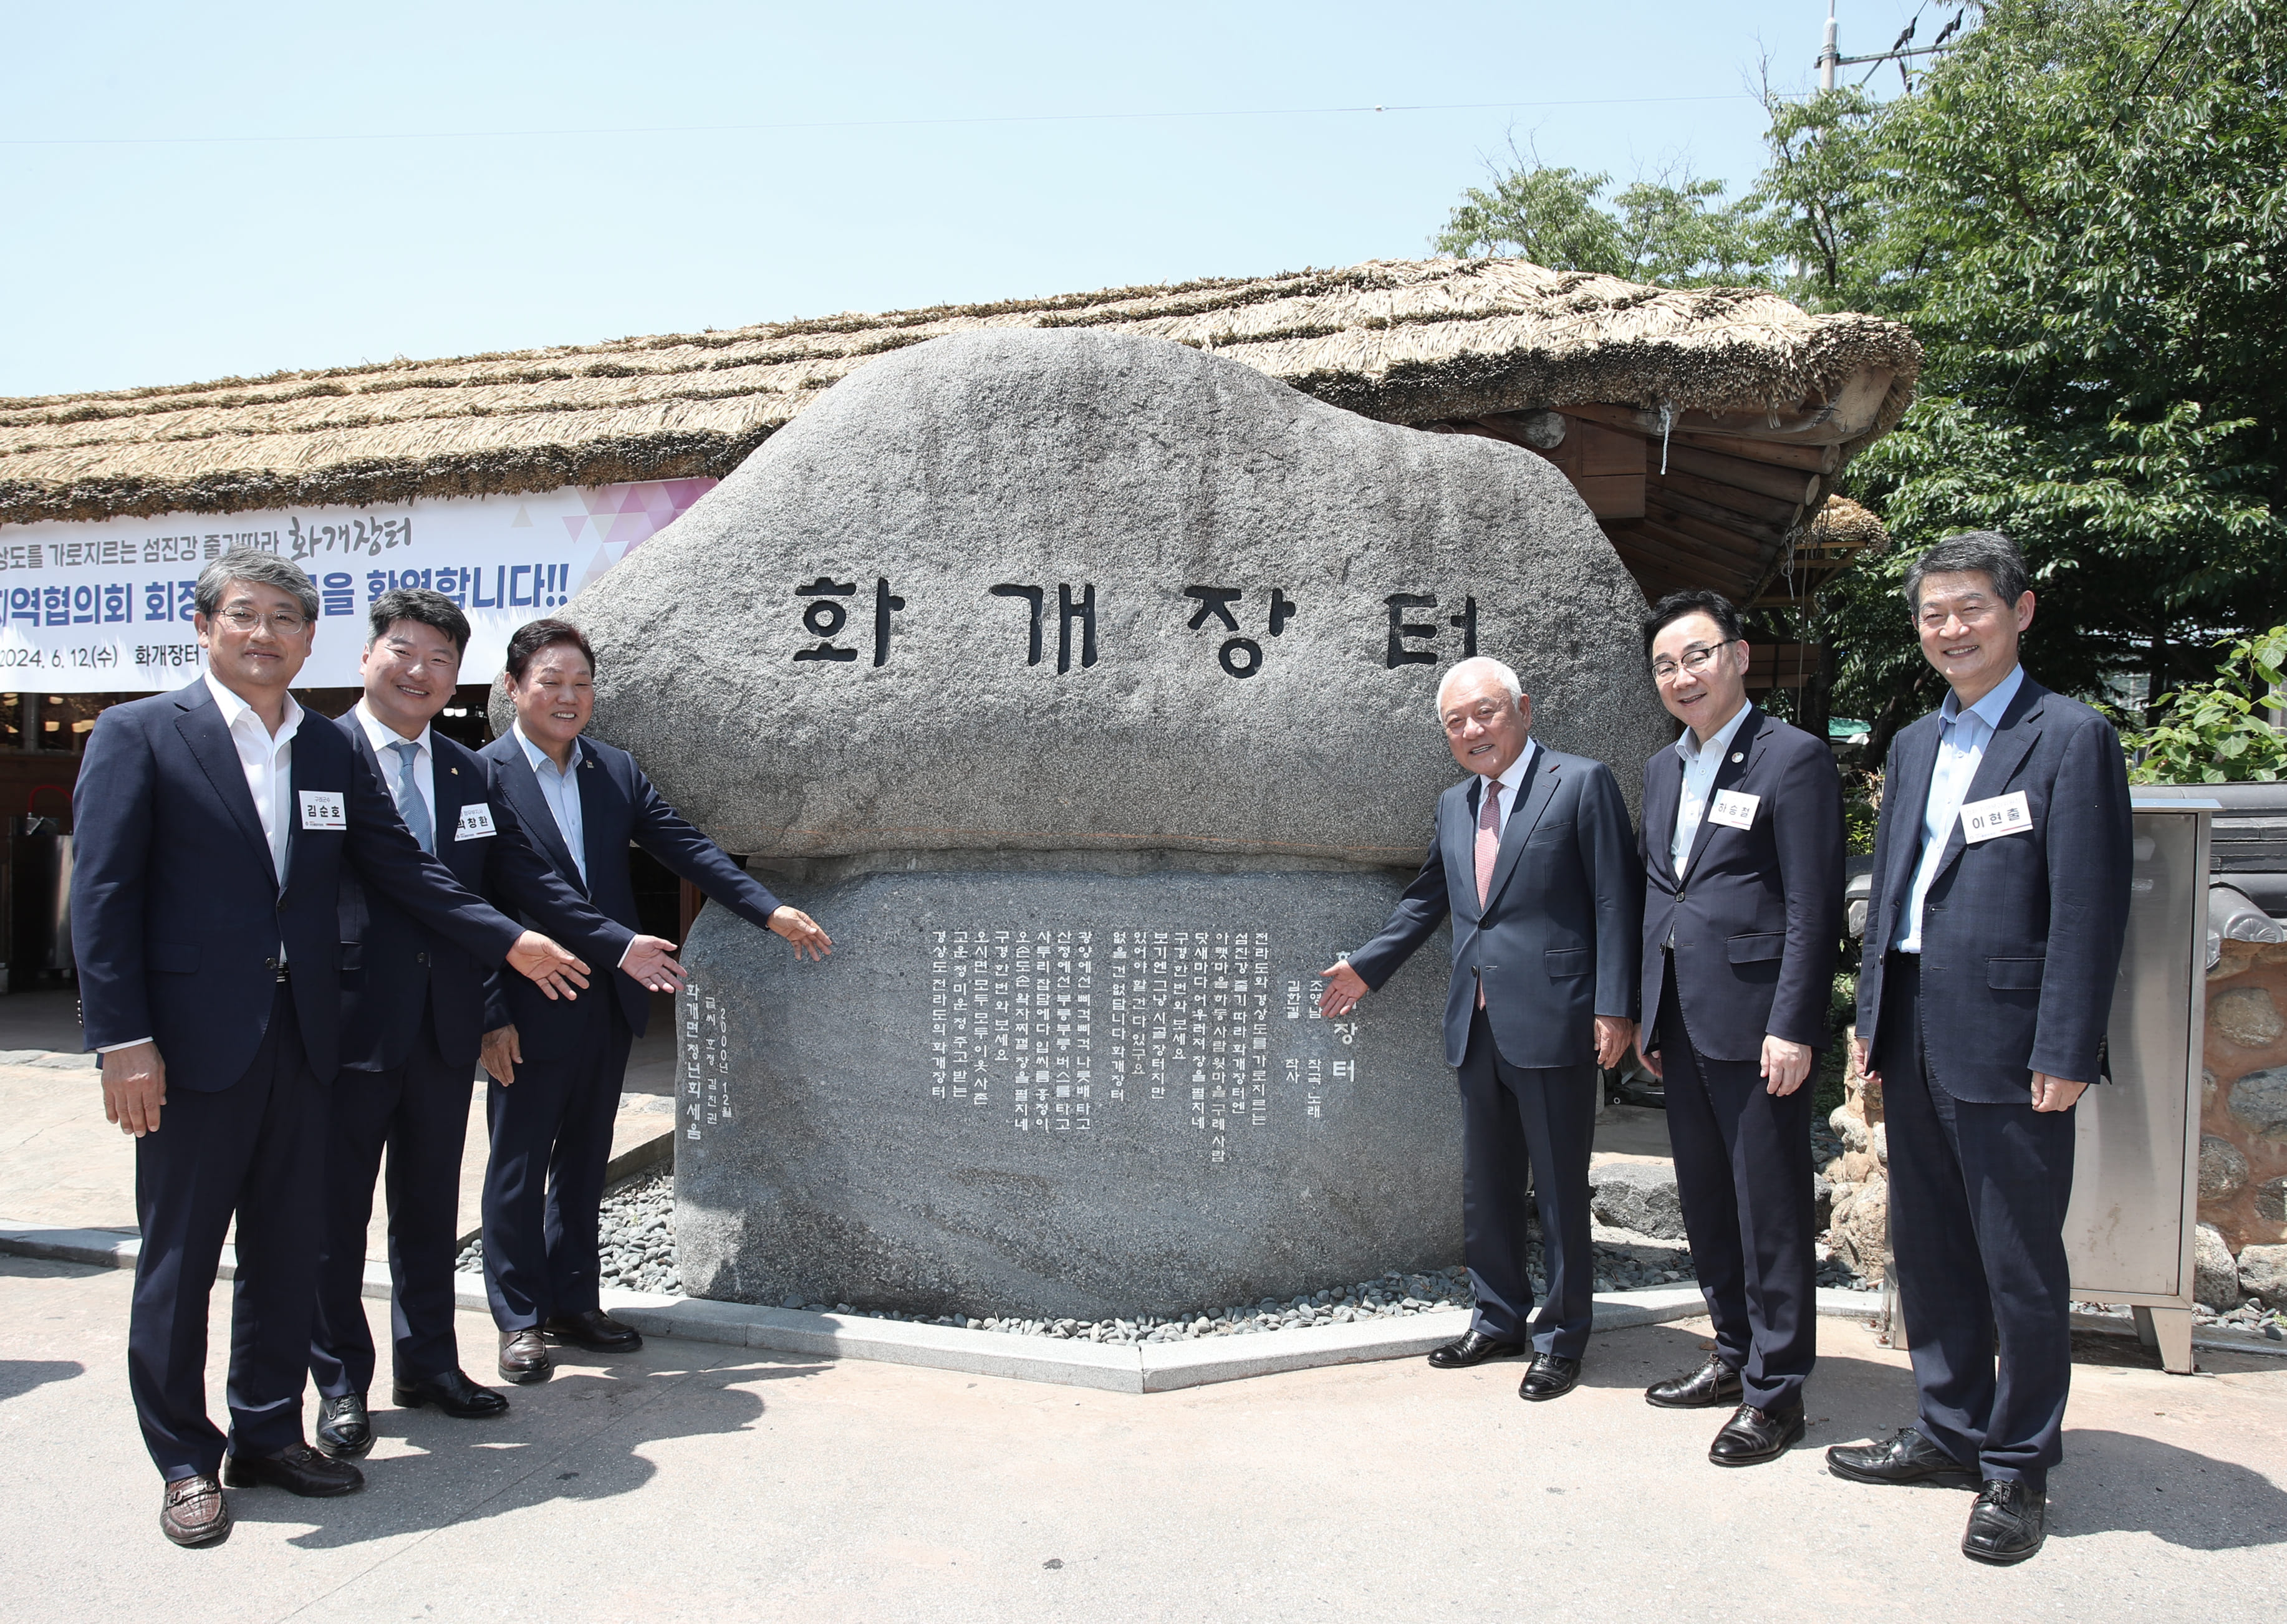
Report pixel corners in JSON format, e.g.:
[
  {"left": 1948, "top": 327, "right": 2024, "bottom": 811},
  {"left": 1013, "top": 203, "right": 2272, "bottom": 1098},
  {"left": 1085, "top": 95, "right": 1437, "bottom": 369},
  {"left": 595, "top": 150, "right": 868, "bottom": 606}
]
[{"left": 673, "top": 863, "right": 1460, "bottom": 1321}]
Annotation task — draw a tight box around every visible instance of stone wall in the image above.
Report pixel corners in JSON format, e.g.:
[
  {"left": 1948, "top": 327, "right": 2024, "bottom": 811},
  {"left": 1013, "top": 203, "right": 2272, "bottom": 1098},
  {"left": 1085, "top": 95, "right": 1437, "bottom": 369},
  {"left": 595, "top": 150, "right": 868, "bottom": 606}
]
[
  {"left": 1824, "top": 1037, "right": 1888, "bottom": 1282},
  {"left": 2200, "top": 943, "right": 2287, "bottom": 1308}
]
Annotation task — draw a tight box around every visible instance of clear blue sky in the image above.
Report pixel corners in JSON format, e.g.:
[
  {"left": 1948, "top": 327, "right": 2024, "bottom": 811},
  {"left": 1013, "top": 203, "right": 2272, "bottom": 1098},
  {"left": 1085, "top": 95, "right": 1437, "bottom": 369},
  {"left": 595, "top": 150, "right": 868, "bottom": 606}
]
[{"left": 0, "top": 1, "right": 1931, "bottom": 399}]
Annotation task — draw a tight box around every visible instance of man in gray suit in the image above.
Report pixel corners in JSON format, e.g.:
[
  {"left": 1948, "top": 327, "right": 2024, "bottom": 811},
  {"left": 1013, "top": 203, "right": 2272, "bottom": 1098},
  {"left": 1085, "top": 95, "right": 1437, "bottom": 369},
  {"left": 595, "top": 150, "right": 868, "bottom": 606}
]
[{"left": 1320, "top": 656, "right": 1641, "bottom": 1400}]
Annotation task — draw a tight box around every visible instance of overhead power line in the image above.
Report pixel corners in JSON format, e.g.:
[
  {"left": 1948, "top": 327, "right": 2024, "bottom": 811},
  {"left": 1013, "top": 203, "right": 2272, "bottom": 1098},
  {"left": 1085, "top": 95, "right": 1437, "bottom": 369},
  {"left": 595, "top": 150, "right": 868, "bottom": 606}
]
[{"left": 0, "top": 92, "right": 1760, "bottom": 150}]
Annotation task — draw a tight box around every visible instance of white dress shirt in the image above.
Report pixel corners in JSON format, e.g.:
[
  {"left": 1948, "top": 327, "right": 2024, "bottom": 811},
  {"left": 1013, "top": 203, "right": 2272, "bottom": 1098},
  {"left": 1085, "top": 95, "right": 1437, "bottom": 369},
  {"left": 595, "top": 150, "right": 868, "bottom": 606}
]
[
  {"left": 1895, "top": 663, "right": 2026, "bottom": 954},
  {"left": 513, "top": 721, "right": 587, "bottom": 886},
  {"left": 100, "top": 674, "right": 302, "bottom": 1055},
  {"left": 1670, "top": 698, "right": 1753, "bottom": 878},
  {"left": 355, "top": 699, "right": 435, "bottom": 834}
]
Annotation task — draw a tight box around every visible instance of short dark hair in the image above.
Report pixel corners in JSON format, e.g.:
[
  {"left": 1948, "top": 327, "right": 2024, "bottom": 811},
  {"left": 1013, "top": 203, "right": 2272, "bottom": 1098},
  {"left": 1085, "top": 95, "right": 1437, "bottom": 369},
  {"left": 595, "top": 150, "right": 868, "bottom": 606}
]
[
  {"left": 1904, "top": 530, "right": 2031, "bottom": 614},
  {"left": 1640, "top": 589, "right": 1745, "bottom": 662},
  {"left": 504, "top": 618, "right": 596, "bottom": 681},
  {"left": 368, "top": 588, "right": 471, "bottom": 656},
  {"left": 196, "top": 547, "right": 319, "bottom": 622}
]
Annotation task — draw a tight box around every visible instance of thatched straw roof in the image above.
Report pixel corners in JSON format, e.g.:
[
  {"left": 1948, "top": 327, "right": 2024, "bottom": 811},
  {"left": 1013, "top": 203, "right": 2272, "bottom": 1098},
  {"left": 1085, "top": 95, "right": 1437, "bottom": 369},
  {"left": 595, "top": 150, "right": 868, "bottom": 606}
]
[{"left": 0, "top": 256, "right": 1917, "bottom": 604}]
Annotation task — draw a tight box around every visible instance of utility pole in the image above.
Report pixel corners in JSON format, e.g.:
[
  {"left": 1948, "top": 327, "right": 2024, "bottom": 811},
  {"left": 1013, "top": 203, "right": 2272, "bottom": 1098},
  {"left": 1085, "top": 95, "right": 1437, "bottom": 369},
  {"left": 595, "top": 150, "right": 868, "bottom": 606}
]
[
  {"left": 1814, "top": 4, "right": 1968, "bottom": 92},
  {"left": 1819, "top": 1, "right": 1839, "bottom": 91}
]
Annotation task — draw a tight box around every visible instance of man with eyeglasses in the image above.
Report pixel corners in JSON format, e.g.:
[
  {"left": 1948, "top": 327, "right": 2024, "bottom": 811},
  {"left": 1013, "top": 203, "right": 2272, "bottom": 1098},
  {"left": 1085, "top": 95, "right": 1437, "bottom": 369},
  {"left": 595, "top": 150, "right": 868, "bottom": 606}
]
[
  {"left": 72, "top": 549, "right": 595, "bottom": 1548},
  {"left": 1828, "top": 531, "right": 2131, "bottom": 1565},
  {"left": 1634, "top": 590, "right": 1842, "bottom": 1468},
  {"left": 1319, "top": 656, "right": 1639, "bottom": 1403}
]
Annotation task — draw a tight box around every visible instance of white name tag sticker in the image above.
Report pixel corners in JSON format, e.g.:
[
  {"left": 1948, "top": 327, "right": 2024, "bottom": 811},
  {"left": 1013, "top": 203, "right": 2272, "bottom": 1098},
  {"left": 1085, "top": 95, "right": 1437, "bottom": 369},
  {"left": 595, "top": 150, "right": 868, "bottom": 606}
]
[
  {"left": 1962, "top": 789, "right": 2033, "bottom": 843},
  {"left": 454, "top": 802, "right": 498, "bottom": 842},
  {"left": 298, "top": 789, "right": 346, "bottom": 832},
  {"left": 1708, "top": 789, "right": 1760, "bottom": 830}
]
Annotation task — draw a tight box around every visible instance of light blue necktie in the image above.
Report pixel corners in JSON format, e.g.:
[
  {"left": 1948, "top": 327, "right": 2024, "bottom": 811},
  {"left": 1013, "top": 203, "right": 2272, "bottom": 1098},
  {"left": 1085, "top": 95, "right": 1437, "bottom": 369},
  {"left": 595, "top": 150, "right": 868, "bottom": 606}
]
[{"left": 388, "top": 738, "right": 433, "bottom": 853}]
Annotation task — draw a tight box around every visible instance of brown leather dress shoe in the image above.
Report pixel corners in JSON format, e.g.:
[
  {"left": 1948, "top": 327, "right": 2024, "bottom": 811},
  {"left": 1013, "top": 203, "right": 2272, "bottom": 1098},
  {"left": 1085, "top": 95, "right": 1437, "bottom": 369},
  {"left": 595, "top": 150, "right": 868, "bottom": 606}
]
[
  {"left": 498, "top": 1328, "right": 555, "bottom": 1385},
  {"left": 542, "top": 1309, "right": 644, "bottom": 1353},
  {"left": 160, "top": 1473, "right": 231, "bottom": 1547}
]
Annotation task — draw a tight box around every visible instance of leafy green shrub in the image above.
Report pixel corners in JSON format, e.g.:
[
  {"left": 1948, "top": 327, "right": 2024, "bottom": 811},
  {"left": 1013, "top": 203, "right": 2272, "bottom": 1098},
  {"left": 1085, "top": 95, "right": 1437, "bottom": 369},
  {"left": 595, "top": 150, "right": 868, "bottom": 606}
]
[{"left": 2123, "top": 627, "right": 2287, "bottom": 784}]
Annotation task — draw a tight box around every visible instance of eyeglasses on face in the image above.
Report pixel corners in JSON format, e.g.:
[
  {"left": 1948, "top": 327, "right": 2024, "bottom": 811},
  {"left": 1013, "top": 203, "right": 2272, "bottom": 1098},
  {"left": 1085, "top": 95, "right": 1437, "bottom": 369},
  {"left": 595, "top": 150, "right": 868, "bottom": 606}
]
[
  {"left": 1650, "top": 638, "right": 1740, "bottom": 683},
  {"left": 209, "top": 607, "right": 310, "bottom": 635}
]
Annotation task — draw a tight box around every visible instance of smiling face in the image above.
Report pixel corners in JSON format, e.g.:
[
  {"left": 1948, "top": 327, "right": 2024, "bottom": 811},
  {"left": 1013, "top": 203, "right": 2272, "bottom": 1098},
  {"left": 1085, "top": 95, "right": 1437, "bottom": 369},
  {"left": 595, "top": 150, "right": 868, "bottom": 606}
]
[
  {"left": 1439, "top": 668, "right": 1533, "bottom": 779},
  {"left": 1912, "top": 569, "right": 2033, "bottom": 708},
  {"left": 360, "top": 618, "right": 464, "bottom": 739},
  {"left": 193, "top": 577, "right": 315, "bottom": 701},
  {"left": 1650, "top": 610, "right": 1750, "bottom": 742},
  {"left": 506, "top": 641, "right": 595, "bottom": 757}
]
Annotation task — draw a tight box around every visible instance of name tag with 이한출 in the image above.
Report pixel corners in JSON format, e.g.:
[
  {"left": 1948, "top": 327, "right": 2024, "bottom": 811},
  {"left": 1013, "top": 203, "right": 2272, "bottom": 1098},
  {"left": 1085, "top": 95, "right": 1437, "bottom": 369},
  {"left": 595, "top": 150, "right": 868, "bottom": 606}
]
[
  {"left": 455, "top": 802, "right": 498, "bottom": 841},
  {"left": 298, "top": 789, "right": 346, "bottom": 832},
  {"left": 1961, "top": 789, "right": 2033, "bottom": 843},
  {"left": 1708, "top": 789, "right": 1760, "bottom": 831}
]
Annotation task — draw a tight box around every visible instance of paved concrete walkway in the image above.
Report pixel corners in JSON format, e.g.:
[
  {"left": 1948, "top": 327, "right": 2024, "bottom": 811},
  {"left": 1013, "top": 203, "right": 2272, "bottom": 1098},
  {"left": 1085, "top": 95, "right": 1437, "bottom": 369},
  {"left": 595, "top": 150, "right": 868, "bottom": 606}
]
[{"left": 4, "top": 1255, "right": 2280, "bottom": 1623}]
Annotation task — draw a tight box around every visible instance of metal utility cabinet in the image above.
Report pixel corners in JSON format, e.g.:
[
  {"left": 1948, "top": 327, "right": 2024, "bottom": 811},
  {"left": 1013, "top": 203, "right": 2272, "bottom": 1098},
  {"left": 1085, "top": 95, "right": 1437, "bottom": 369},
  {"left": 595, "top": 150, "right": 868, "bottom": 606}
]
[{"left": 2060, "top": 798, "right": 2213, "bottom": 1373}]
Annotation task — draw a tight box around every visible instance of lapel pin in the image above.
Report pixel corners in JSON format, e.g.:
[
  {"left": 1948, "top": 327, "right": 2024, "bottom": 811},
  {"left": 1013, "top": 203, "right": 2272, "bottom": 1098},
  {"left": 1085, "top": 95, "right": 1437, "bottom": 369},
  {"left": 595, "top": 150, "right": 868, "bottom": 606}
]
[{"left": 1731, "top": 752, "right": 1744, "bottom": 763}]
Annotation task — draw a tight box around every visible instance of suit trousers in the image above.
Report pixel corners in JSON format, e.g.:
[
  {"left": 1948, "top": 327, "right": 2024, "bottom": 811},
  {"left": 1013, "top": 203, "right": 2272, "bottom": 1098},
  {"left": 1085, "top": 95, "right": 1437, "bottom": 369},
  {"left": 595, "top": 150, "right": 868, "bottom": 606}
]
[
  {"left": 1456, "top": 1006, "right": 1597, "bottom": 1358},
  {"left": 1657, "top": 964, "right": 1817, "bottom": 1410},
  {"left": 1875, "top": 953, "right": 2077, "bottom": 1489},
  {"left": 310, "top": 1004, "right": 473, "bottom": 1398},
  {"left": 128, "top": 985, "right": 324, "bottom": 1480},
  {"left": 481, "top": 994, "right": 635, "bottom": 1331}
]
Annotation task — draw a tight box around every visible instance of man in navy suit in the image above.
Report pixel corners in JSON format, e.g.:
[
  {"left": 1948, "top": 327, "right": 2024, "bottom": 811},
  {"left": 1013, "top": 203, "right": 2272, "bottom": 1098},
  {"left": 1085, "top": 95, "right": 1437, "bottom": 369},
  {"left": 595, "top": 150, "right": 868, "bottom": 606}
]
[
  {"left": 1319, "top": 656, "right": 1640, "bottom": 1402},
  {"left": 478, "top": 618, "right": 834, "bottom": 1383},
  {"left": 1634, "top": 590, "right": 1842, "bottom": 1466},
  {"left": 72, "top": 550, "right": 592, "bottom": 1548},
  {"left": 1828, "top": 531, "right": 2132, "bottom": 1565},
  {"left": 308, "top": 589, "right": 691, "bottom": 1461}
]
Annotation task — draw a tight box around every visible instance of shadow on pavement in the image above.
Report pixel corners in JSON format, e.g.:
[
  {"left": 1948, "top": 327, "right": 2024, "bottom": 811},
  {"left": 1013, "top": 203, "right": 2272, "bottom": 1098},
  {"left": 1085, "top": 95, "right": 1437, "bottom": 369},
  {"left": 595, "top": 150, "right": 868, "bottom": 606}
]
[
  {"left": 2052, "top": 1429, "right": 2287, "bottom": 1550},
  {"left": 0, "top": 1358, "right": 86, "bottom": 1404},
  {"left": 225, "top": 1350, "right": 830, "bottom": 1551}
]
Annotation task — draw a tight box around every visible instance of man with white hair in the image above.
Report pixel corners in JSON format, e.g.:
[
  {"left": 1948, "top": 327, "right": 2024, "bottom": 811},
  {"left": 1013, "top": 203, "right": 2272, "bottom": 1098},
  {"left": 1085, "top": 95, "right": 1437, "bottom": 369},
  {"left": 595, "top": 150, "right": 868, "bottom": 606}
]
[{"left": 1321, "top": 656, "right": 1640, "bottom": 1401}]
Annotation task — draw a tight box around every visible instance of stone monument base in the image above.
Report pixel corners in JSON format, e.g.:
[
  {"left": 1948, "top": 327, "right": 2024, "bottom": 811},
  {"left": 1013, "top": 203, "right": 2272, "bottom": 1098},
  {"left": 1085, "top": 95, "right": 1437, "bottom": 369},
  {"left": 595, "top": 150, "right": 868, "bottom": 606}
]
[{"left": 672, "top": 858, "right": 1461, "bottom": 1321}]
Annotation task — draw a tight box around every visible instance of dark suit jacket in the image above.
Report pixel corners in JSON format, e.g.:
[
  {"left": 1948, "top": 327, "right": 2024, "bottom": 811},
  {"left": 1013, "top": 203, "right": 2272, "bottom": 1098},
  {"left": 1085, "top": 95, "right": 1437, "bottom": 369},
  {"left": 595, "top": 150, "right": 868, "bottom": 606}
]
[
  {"left": 335, "top": 714, "right": 636, "bottom": 1072},
  {"left": 72, "top": 680, "right": 524, "bottom": 1092},
  {"left": 1855, "top": 673, "right": 2132, "bottom": 1102},
  {"left": 1349, "top": 744, "right": 1642, "bottom": 1070},
  {"left": 1639, "top": 706, "right": 1844, "bottom": 1064},
  {"left": 480, "top": 731, "right": 784, "bottom": 1056}
]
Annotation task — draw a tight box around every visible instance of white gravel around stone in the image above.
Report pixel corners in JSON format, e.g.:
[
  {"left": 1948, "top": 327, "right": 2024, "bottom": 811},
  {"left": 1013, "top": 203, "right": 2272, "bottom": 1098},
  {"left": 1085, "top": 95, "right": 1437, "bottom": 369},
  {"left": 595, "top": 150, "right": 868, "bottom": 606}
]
[{"left": 455, "top": 1164, "right": 1879, "bottom": 1342}]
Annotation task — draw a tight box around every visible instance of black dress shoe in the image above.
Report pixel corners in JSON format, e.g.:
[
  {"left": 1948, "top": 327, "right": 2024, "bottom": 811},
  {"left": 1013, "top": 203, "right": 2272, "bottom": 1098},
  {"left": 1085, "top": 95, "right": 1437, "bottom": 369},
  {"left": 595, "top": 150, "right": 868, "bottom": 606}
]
[
  {"left": 542, "top": 1309, "right": 644, "bottom": 1353},
  {"left": 394, "top": 1368, "right": 510, "bottom": 1418},
  {"left": 1516, "top": 1353, "right": 1582, "bottom": 1401},
  {"left": 314, "top": 1393, "right": 373, "bottom": 1461},
  {"left": 159, "top": 1473, "right": 231, "bottom": 1547},
  {"left": 498, "top": 1329, "right": 554, "bottom": 1384},
  {"left": 221, "top": 1443, "right": 364, "bottom": 1497},
  {"left": 1826, "top": 1427, "right": 1976, "bottom": 1486},
  {"left": 1426, "top": 1330, "right": 1524, "bottom": 1370},
  {"left": 1646, "top": 1357, "right": 1743, "bottom": 1410},
  {"left": 1709, "top": 1403, "right": 1805, "bottom": 1466},
  {"left": 1962, "top": 1479, "right": 2046, "bottom": 1564}
]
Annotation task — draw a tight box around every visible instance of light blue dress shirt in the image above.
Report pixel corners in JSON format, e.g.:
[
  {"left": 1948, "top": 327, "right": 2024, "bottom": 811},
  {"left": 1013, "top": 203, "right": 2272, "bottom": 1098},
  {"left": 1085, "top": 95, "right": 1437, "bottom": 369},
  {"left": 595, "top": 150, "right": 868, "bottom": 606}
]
[
  {"left": 1670, "top": 699, "right": 1754, "bottom": 878},
  {"left": 514, "top": 722, "right": 588, "bottom": 886},
  {"left": 1895, "top": 663, "right": 2025, "bottom": 953}
]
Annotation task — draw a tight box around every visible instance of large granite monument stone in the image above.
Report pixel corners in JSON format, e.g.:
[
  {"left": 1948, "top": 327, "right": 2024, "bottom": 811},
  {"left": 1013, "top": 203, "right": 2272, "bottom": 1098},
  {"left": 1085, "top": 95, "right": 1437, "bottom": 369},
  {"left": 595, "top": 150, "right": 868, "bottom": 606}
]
[{"left": 556, "top": 329, "right": 1670, "bottom": 1319}]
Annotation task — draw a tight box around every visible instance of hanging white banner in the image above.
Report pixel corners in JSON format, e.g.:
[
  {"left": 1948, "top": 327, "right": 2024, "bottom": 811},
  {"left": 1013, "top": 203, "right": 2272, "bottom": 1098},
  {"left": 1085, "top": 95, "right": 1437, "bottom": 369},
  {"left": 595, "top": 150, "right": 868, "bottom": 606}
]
[{"left": 0, "top": 479, "right": 718, "bottom": 693}]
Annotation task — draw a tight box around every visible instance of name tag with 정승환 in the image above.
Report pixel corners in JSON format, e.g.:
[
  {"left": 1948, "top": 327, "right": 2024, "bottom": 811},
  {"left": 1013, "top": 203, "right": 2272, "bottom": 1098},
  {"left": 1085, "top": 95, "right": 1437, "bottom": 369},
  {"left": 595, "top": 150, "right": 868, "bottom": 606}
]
[
  {"left": 455, "top": 802, "right": 498, "bottom": 842},
  {"left": 1961, "top": 789, "right": 2033, "bottom": 843},
  {"left": 298, "top": 789, "right": 346, "bottom": 832},
  {"left": 1708, "top": 789, "right": 1760, "bottom": 830}
]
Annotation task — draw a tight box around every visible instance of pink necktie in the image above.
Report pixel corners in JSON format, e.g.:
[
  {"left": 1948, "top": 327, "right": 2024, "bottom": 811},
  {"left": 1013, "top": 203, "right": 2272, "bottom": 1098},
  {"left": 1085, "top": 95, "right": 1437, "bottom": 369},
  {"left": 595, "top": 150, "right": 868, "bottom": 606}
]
[{"left": 1475, "top": 779, "right": 1501, "bottom": 1006}]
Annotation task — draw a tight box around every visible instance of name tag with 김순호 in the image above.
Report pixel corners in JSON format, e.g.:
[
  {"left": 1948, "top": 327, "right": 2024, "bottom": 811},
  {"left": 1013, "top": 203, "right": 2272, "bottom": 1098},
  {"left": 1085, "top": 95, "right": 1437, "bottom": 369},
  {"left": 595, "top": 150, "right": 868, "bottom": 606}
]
[
  {"left": 455, "top": 802, "right": 498, "bottom": 842},
  {"left": 1961, "top": 789, "right": 2033, "bottom": 843},
  {"left": 298, "top": 789, "right": 347, "bottom": 831},
  {"left": 1707, "top": 789, "right": 1760, "bottom": 830}
]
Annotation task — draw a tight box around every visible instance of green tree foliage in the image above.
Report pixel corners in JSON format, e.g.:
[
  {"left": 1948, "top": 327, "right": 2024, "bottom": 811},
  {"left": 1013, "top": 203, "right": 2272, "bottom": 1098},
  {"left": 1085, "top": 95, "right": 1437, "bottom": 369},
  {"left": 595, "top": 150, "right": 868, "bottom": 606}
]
[
  {"left": 2122, "top": 626, "right": 2287, "bottom": 783},
  {"left": 1433, "top": 147, "right": 1774, "bottom": 287}
]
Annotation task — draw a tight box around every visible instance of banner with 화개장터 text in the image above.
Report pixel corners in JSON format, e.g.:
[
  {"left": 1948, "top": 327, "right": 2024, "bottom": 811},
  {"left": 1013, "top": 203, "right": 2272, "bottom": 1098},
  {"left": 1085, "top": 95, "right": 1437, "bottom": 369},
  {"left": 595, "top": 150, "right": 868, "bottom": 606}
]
[{"left": 0, "top": 479, "right": 717, "bottom": 693}]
